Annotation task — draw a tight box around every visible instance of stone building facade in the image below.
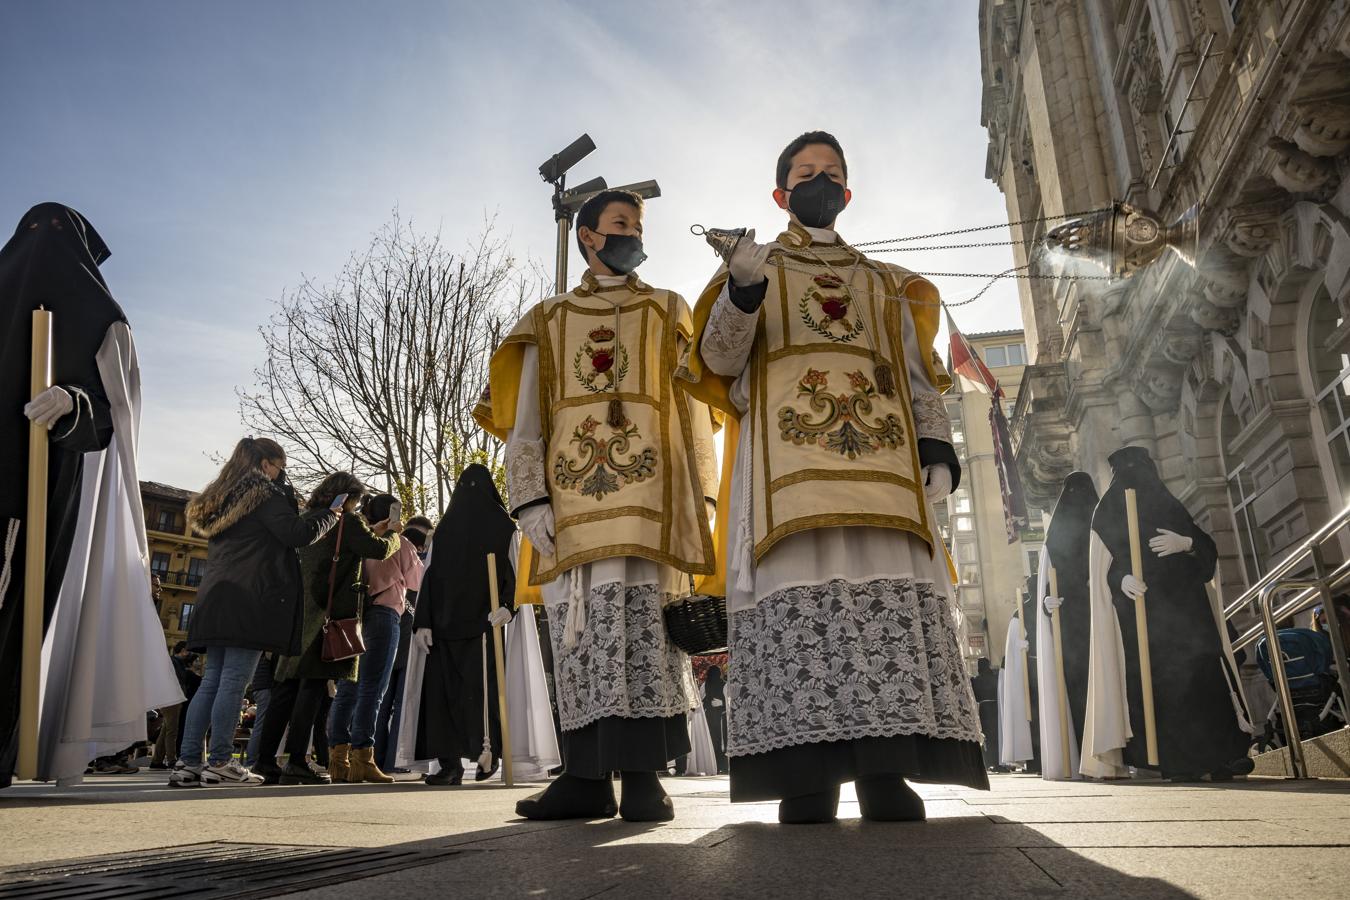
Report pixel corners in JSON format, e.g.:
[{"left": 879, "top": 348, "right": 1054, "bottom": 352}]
[
  {"left": 935, "top": 329, "right": 1043, "bottom": 668},
  {"left": 142, "top": 481, "right": 206, "bottom": 649},
  {"left": 979, "top": 0, "right": 1350, "bottom": 608}
]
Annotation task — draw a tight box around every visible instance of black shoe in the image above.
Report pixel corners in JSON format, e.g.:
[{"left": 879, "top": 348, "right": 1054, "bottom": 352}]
[
  {"left": 515, "top": 773, "right": 618, "bottom": 820},
  {"left": 1211, "top": 756, "right": 1255, "bottom": 782},
  {"left": 619, "top": 771, "right": 674, "bottom": 822},
  {"left": 425, "top": 766, "right": 464, "bottom": 786},
  {"left": 148, "top": 761, "right": 169, "bottom": 771},
  {"left": 856, "top": 775, "right": 926, "bottom": 822},
  {"left": 279, "top": 761, "right": 331, "bottom": 785},
  {"left": 474, "top": 759, "right": 499, "bottom": 782},
  {"left": 547, "top": 764, "right": 565, "bottom": 777},
  {"left": 1166, "top": 773, "right": 1205, "bottom": 783},
  {"left": 252, "top": 760, "right": 285, "bottom": 786},
  {"left": 778, "top": 787, "right": 840, "bottom": 824}
]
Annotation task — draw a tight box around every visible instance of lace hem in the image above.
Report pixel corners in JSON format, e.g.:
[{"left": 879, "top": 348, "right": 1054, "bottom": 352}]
[
  {"left": 505, "top": 438, "right": 548, "bottom": 509},
  {"left": 548, "top": 581, "right": 696, "bottom": 730},
  {"left": 726, "top": 576, "right": 982, "bottom": 757},
  {"left": 727, "top": 721, "right": 984, "bottom": 757},
  {"left": 911, "top": 391, "right": 952, "bottom": 444}
]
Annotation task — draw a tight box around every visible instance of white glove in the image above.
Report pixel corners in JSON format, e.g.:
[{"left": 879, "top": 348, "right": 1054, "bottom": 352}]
[
  {"left": 1016, "top": 638, "right": 1029, "bottom": 652},
  {"left": 518, "top": 503, "right": 555, "bottom": 557},
  {"left": 412, "top": 628, "right": 433, "bottom": 652},
  {"left": 23, "top": 386, "right": 74, "bottom": 428},
  {"left": 487, "top": 607, "right": 511, "bottom": 628},
  {"left": 1043, "top": 595, "right": 1063, "bottom": 613},
  {"left": 1121, "top": 574, "right": 1147, "bottom": 600},
  {"left": 923, "top": 464, "right": 953, "bottom": 502},
  {"left": 728, "top": 228, "right": 774, "bottom": 287},
  {"left": 711, "top": 699, "right": 724, "bottom": 707},
  {"left": 1148, "top": 528, "right": 1193, "bottom": 557}
]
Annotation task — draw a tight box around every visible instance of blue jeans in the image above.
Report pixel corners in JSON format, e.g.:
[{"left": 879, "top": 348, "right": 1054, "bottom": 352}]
[
  {"left": 375, "top": 665, "right": 407, "bottom": 771},
  {"left": 328, "top": 605, "right": 400, "bottom": 750},
  {"left": 178, "top": 646, "right": 262, "bottom": 767},
  {"left": 243, "top": 688, "right": 271, "bottom": 768}
]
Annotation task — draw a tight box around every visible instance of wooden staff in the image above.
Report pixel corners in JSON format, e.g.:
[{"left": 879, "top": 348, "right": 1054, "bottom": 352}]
[
  {"left": 1124, "top": 488, "right": 1159, "bottom": 767},
  {"left": 1049, "top": 567, "right": 1072, "bottom": 774},
  {"left": 18, "top": 309, "right": 53, "bottom": 782},
  {"left": 486, "top": 553, "right": 513, "bottom": 787},
  {"left": 1017, "top": 590, "right": 1031, "bottom": 720}
]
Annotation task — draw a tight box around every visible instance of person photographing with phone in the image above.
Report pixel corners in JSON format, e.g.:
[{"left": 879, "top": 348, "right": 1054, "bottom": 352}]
[
  {"left": 253, "top": 474, "right": 400, "bottom": 785},
  {"left": 327, "top": 493, "right": 422, "bottom": 784}
]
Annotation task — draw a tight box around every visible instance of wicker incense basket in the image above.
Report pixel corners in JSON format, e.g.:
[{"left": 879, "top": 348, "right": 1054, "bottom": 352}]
[{"left": 664, "top": 594, "right": 728, "bottom": 656}]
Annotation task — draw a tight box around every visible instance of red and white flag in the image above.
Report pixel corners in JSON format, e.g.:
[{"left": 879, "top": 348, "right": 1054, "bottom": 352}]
[{"left": 947, "top": 311, "right": 1003, "bottom": 397}]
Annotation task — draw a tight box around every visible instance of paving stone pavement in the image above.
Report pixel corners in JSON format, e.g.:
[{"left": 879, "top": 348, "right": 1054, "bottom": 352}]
[{"left": 1, "top": 771, "right": 1347, "bottom": 898}]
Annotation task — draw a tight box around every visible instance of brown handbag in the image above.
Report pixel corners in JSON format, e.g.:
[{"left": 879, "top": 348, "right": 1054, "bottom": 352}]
[{"left": 320, "top": 514, "right": 366, "bottom": 663}]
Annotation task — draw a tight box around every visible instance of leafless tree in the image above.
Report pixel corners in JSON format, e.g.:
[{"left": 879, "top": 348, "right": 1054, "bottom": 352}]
[{"left": 240, "top": 211, "right": 544, "bottom": 516}]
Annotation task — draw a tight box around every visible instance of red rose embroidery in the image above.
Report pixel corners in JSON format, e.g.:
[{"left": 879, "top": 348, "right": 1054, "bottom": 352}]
[
  {"left": 819, "top": 298, "right": 849, "bottom": 321},
  {"left": 591, "top": 349, "right": 614, "bottom": 373}
]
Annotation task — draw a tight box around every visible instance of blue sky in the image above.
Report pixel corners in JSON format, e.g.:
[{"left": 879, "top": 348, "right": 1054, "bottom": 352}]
[{"left": 2, "top": 0, "right": 1021, "bottom": 489}]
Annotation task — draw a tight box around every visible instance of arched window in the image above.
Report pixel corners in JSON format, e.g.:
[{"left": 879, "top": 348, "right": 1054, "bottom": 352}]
[
  {"left": 1220, "top": 393, "right": 1269, "bottom": 583},
  {"left": 1309, "top": 286, "right": 1350, "bottom": 507}
]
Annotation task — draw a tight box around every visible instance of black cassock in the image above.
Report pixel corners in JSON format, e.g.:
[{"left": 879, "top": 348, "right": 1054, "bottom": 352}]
[
  {"left": 1045, "top": 472, "right": 1098, "bottom": 745},
  {"left": 0, "top": 205, "right": 123, "bottom": 788},
  {"left": 412, "top": 465, "right": 516, "bottom": 767},
  {"left": 1091, "top": 447, "right": 1249, "bottom": 778}
]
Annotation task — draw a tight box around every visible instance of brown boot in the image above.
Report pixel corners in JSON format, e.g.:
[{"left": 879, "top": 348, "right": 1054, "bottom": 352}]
[
  {"left": 329, "top": 744, "right": 351, "bottom": 783},
  {"left": 349, "top": 746, "right": 394, "bottom": 784}
]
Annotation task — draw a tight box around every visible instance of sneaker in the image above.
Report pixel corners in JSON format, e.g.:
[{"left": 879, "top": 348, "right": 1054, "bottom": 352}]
[
  {"left": 168, "top": 762, "right": 202, "bottom": 788},
  {"left": 202, "top": 760, "right": 264, "bottom": 785}
]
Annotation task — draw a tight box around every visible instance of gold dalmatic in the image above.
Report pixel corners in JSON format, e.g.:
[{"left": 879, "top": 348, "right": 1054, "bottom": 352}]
[
  {"left": 682, "top": 224, "right": 948, "bottom": 563},
  {"left": 478, "top": 272, "right": 715, "bottom": 585}
]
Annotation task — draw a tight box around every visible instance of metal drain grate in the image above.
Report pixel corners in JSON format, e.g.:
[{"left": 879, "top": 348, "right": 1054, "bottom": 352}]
[{"left": 0, "top": 842, "right": 462, "bottom": 898}]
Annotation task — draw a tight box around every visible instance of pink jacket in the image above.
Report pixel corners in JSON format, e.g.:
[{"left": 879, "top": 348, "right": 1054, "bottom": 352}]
[{"left": 364, "top": 535, "right": 424, "bottom": 615}]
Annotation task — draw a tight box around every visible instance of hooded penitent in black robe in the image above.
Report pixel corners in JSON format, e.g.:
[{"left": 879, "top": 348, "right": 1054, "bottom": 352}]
[
  {"left": 1021, "top": 580, "right": 1042, "bottom": 773},
  {"left": 412, "top": 465, "right": 516, "bottom": 768},
  {"left": 1, "top": 205, "right": 124, "bottom": 788},
  {"left": 1089, "top": 447, "right": 1250, "bottom": 778},
  {"left": 1045, "top": 472, "right": 1097, "bottom": 745},
  {"left": 970, "top": 658, "right": 1000, "bottom": 769}
]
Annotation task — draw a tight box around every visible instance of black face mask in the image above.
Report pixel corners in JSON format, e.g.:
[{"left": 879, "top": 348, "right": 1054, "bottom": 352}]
[
  {"left": 594, "top": 232, "right": 647, "bottom": 275},
  {"left": 787, "top": 171, "right": 847, "bottom": 229}
]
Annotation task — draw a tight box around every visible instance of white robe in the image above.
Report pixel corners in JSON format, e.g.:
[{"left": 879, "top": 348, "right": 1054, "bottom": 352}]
[
  {"left": 998, "top": 615, "right": 1034, "bottom": 766},
  {"left": 36, "top": 323, "right": 184, "bottom": 784},
  {"left": 1034, "top": 546, "right": 1080, "bottom": 780},
  {"left": 684, "top": 692, "right": 718, "bottom": 777},
  {"left": 505, "top": 535, "right": 561, "bottom": 782}
]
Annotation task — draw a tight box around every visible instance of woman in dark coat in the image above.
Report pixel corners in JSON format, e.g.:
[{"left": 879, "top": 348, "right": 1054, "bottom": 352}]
[
  {"left": 412, "top": 464, "right": 516, "bottom": 786},
  {"left": 172, "top": 437, "right": 336, "bottom": 787},
  {"left": 252, "top": 472, "right": 399, "bottom": 785}
]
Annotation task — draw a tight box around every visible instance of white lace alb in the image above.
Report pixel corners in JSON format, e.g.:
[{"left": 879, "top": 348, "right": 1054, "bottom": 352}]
[
  {"left": 726, "top": 576, "right": 982, "bottom": 757},
  {"left": 547, "top": 581, "right": 696, "bottom": 731}
]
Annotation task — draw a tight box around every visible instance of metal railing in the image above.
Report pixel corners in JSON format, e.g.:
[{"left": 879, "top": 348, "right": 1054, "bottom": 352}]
[{"left": 1222, "top": 503, "right": 1350, "bottom": 778}]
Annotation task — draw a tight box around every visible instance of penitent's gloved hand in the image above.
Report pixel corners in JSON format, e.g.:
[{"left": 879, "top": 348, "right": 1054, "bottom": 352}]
[
  {"left": 1043, "top": 595, "right": 1063, "bottom": 613},
  {"left": 1148, "top": 528, "right": 1193, "bottom": 557},
  {"left": 23, "top": 386, "right": 74, "bottom": 428},
  {"left": 1121, "top": 574, "right": 1147, "bottom": 600},
  {"left": 487, "top": 607, "right": 512, "bottom": 628},
  {"left": 412, "top": 628, "right": 433, "bottom": 653}
]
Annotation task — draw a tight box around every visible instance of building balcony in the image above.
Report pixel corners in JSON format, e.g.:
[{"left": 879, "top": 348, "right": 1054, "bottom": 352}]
[{"left": 153, "top": 569, "right": 202, "bottom": 589}]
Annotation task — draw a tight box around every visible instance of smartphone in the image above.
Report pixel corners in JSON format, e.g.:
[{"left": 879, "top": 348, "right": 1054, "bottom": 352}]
[
  {"left": 330, "top": 493, "right": 349, "bottom": 511},
  {"left": 388, "top": 500, "right": 402, "bottom": 525}
]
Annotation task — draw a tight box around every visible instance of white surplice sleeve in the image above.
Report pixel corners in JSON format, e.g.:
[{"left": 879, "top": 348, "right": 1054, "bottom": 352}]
[
  {"left": 901, "top": 294, "right": 953, "bottom": 447},
  {"left": 504, "top": 344, "right": 548, "bottom": 513},
  {"left": 699, "top": 285, "right": 759, "bottom": 378}
]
